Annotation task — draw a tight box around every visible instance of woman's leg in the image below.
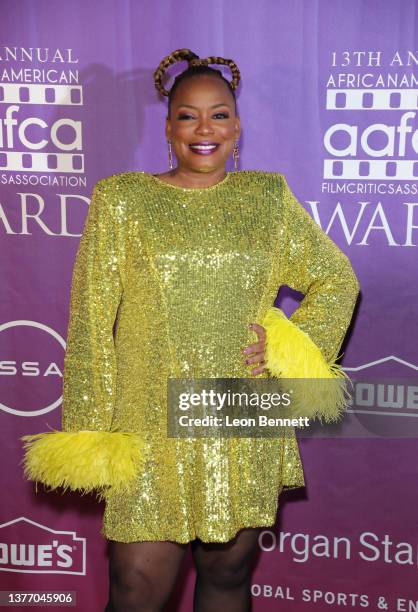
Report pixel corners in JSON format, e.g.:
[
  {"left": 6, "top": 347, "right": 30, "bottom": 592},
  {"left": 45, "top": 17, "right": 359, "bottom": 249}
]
[
  {"left": 191, "top": 527, "right": 261, "bottom": 612},
  {"left": 105, "top": 540, "right": 188, "bottom": 612}
]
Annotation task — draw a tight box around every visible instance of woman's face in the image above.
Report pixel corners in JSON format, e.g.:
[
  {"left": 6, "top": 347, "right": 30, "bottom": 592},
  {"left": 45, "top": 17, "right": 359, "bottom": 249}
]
[{"left": 166, "top": 75, "right": 240, "bottom": 174}]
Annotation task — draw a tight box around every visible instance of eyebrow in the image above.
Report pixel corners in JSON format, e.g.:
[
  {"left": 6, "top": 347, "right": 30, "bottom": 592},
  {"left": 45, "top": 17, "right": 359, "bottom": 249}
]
[{"left": 175, "top": 103, "right": 231, "bottom": 110}]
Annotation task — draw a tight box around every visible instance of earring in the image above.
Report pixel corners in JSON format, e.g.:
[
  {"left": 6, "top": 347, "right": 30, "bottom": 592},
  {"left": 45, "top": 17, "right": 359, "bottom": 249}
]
[
  {"left": 167, "top": 140, "right": 173, "bottom": 170},
  {"left": 232, "top": 140, "right": 239, "bottom": 170}
]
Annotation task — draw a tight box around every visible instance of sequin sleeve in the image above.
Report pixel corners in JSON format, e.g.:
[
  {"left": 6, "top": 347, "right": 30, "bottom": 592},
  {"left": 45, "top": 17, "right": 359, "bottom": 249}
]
[
  {"left": 61, "top": 178, "right": 125, "bottom": 432},
  {"left": 279, "top": 174, "right": 360, "bottom": 363}
]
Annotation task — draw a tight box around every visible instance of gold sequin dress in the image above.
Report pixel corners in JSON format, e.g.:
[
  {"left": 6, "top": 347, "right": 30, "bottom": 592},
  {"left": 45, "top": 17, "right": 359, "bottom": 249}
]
[{"left": 61, "top": 170, "right": 359, "bottom": 543}]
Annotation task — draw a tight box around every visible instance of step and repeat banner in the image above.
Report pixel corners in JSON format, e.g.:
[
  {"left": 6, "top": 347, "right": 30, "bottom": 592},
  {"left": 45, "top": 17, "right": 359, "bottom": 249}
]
[{"left": 1, "top": 1, "right": 417, "bottom": 610}]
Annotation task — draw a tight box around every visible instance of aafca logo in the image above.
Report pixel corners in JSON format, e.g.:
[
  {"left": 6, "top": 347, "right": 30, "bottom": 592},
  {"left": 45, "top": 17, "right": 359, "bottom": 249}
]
[
  {"left": 324, "top": 51, "right": 418, "bottom": 181},
  {"left": 0, "top": 517, "right": 86, "bottom": 574},
  {"left": 0, "top": 46, "right": 83, "bottom": 174}
]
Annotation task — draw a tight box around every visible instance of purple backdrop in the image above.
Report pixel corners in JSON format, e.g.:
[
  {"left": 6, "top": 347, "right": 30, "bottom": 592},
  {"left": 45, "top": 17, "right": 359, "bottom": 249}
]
[{"left": 1, "top": 1, "right": 417, "bottom": 610}]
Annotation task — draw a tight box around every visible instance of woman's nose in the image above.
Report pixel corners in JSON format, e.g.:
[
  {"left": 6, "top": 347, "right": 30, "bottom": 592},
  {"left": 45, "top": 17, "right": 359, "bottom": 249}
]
[{"left": 195, "top": 118, "right": 214, "bottom": 134}]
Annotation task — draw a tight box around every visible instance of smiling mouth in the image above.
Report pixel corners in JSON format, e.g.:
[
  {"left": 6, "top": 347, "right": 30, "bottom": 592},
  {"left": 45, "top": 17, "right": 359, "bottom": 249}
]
[{"left": 189, "top": 143, "right": 220, "bottom": 155}]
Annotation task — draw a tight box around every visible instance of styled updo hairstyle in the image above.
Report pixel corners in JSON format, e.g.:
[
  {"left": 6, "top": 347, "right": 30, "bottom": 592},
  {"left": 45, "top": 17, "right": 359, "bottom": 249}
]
[{"left": 153, "top": 48, "right": 241, "bottom": 117}]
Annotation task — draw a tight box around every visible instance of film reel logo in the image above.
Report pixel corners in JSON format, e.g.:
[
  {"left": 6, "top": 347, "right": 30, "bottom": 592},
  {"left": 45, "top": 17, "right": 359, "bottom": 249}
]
[
  {"left": 0, "top": 83, "right": 82, "bottom": 106},
  {"left": 0, "top": 84, "right": 84, "bottom": 173},
  {"left": 324, "top": 88, "right": 418, "bottom": 180}
]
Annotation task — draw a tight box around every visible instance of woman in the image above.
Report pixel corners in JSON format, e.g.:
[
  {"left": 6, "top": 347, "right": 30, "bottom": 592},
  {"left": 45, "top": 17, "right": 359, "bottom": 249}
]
[{"left": 22, "top": 49, "right": 360, "bottom": 611}]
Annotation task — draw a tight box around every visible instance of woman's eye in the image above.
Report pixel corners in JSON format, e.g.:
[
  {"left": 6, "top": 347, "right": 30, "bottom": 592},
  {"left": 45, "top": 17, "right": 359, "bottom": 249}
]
[{"left": 177, "top": 112, "right": 229, "bottom": 120}]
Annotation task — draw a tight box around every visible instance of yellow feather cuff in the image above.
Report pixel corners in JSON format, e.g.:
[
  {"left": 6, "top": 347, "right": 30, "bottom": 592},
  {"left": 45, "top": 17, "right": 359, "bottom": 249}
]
[
  {"left": 20, "top": 430, "right": 145, "bottom": 500},
  {"left": 260, "top": 306, "right": 352, "bottom": 423}
]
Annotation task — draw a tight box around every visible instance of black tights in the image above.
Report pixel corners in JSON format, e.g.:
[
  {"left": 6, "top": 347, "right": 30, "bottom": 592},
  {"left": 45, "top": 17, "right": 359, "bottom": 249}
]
[{"left": 105, "top": 528, "right": 261, "bottom": 612}]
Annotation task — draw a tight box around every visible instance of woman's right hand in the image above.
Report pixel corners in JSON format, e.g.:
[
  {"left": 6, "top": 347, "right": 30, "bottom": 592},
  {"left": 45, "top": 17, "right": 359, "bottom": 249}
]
[{"left": 242, "top": 323, "right": 267, "bottom": 376}]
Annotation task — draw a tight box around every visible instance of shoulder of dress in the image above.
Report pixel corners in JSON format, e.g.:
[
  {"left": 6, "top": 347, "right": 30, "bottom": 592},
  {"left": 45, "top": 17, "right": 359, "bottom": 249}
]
[
  {"left": 235, "top": 169, "right": 285, "bottom": 185},
  {"left": 93, "top": 170, "right": 147, "bottom": 191},
  {"left": 88, "top": 172, "right": 148, "bottom": 221},
  {"left": 233, "top": 170, "right": 286, "bottom": 198}
]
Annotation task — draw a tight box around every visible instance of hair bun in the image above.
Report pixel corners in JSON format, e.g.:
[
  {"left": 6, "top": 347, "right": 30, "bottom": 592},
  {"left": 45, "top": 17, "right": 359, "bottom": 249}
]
[
  {"left": 153, "top": 49, "right": 240, "bottom": 97},
  {"left": 153, "top": 49, "right": 199, "bottom": 96}
]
